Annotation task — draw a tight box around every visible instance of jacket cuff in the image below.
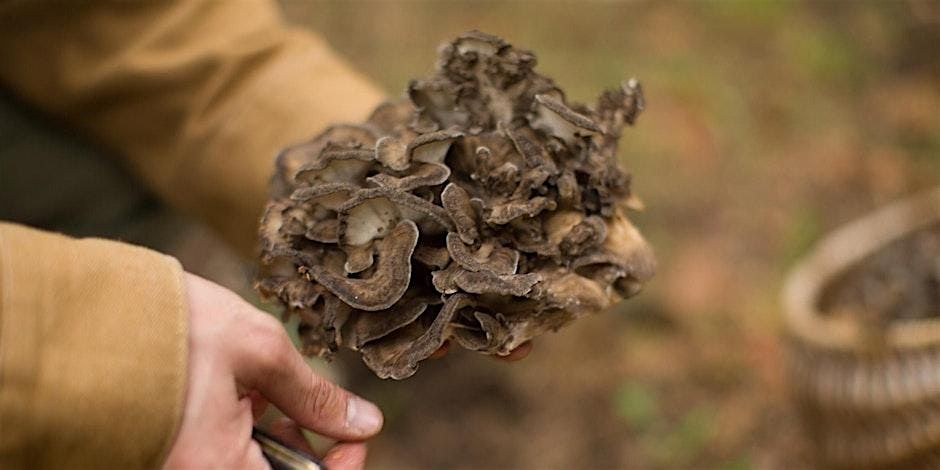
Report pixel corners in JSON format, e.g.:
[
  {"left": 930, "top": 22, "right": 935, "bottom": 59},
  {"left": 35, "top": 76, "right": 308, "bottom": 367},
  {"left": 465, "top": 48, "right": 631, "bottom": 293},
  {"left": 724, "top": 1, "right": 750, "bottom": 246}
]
[{"left": 0, "top": 222, "right": 187, "bottom": 468}]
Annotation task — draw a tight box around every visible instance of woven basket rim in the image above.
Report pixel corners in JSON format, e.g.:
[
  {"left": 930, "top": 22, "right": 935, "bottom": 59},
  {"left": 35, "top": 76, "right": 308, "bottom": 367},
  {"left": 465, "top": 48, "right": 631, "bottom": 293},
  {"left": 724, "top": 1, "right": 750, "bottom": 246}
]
[{"left": 782, "top": 187, "right": 940, "bottom": 351}]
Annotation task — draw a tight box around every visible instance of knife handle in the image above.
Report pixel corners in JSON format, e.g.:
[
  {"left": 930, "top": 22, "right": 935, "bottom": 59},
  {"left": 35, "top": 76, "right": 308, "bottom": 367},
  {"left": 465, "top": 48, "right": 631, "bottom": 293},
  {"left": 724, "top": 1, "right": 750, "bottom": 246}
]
[{"left": 252, "top": 426, "right": 325, "bottom": 470}]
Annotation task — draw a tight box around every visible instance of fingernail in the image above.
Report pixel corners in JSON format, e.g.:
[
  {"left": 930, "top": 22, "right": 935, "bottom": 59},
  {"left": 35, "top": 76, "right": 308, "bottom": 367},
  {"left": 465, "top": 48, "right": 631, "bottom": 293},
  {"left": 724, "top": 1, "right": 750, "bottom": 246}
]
[{"left": 346, "top": 396, "right": 383, "bottom": 434}]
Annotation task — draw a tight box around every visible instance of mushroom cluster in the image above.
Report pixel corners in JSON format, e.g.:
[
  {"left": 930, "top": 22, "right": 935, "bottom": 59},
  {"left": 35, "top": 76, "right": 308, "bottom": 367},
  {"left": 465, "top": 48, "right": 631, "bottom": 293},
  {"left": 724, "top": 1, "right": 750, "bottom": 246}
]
[{"left": 257, "top": 31, "right": 655, "bottom": 379}]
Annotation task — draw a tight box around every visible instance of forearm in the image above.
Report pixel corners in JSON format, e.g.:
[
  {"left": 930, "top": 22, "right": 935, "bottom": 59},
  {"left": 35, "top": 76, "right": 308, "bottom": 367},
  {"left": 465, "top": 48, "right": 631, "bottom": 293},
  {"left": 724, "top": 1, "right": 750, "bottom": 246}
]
[
  {"left": 0, "top": 1, "right": 384, "bottom": 255},
  {"left": 0, "top": 222, "right": 187, "bottom": 468}
]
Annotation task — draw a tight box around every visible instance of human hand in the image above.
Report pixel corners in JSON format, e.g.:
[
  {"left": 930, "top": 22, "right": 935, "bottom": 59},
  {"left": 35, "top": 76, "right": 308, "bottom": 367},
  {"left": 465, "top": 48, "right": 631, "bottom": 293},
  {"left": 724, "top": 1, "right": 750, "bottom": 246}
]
[{"left": 163, "top": 274, "right": 383, "bottom": 470}]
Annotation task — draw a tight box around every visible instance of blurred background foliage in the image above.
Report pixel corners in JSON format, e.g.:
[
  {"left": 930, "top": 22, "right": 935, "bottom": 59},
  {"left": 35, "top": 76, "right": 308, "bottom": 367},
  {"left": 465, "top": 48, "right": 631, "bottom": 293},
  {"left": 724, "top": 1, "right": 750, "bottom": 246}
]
[{"left": 186, "top": 1, "right": 940, "bottom": 468}]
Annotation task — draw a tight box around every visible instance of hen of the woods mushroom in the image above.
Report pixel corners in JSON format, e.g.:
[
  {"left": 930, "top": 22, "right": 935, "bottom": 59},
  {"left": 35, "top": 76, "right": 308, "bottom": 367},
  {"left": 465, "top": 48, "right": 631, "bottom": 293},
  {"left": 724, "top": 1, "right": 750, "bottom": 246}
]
[{"left": 257, "top": 32, "right": 655, "bottom": 379}]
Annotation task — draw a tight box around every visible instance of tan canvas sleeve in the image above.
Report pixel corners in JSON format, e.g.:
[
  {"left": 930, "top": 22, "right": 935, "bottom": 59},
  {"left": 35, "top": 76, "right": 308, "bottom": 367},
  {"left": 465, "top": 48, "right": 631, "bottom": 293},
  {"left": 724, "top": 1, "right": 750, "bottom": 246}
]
[
  {"left": 0, "top": 0, "right": 384, "bottom": 255},
  {"left": 0, "top": 222, "right": 188, "bottom": 469}
]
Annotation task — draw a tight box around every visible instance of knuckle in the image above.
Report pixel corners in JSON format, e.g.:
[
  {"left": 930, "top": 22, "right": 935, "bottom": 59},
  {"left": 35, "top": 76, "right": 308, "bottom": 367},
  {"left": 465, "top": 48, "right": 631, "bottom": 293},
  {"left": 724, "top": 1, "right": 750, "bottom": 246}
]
[
  {"left": 255, "top": 311, "right": 286, "bottom": 337},
  {"left": 249, "top": 315, "right": 293, "bottom": 370},
  {"left": 304, "top": 375, "right": 345, "bottom": 424}
]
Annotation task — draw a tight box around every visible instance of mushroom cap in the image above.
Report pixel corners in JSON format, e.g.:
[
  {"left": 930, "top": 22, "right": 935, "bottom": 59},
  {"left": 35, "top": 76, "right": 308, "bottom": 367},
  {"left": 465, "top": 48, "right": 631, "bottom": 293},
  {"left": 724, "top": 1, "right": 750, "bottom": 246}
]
[
  {"left": 531, "top": 94, "right": 602, "bottom": 145},
  {"left": 408, "top": 129, "right": 464, "bottom": 164},
  {"left": 257, "top": 31, "right": 655, "bottom": 379},
  {"left": 291, "top": 220, "right": 420, "bottom": 311}
]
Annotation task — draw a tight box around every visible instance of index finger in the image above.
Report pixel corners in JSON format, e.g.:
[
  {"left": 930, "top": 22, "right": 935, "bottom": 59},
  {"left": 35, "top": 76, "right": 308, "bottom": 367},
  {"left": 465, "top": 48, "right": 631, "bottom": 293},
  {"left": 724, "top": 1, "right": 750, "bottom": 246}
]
[{"left": 233, "top": 315, "right": 384, "bottom": 441}]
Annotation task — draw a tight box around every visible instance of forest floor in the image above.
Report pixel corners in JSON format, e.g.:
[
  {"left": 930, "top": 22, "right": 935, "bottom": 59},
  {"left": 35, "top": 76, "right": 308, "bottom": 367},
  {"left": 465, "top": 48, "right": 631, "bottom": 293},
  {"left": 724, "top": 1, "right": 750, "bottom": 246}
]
[{"left": 173, "top": 2, "right": 940, "bottom": 468}]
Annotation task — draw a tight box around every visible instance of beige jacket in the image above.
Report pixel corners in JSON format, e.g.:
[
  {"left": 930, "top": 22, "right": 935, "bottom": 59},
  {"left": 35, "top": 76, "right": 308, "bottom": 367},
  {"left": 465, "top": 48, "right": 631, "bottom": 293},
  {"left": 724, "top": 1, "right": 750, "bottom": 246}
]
[{"left": 0, "top": 1, "right": 382, "bottom": 467}]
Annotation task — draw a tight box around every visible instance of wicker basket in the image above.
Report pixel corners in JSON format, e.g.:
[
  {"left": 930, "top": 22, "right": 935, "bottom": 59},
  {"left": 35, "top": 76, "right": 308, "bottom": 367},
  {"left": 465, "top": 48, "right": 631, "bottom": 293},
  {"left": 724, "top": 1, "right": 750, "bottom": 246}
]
[{"left": 783, "top": 187, "right": 940, "bottom": 468}]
